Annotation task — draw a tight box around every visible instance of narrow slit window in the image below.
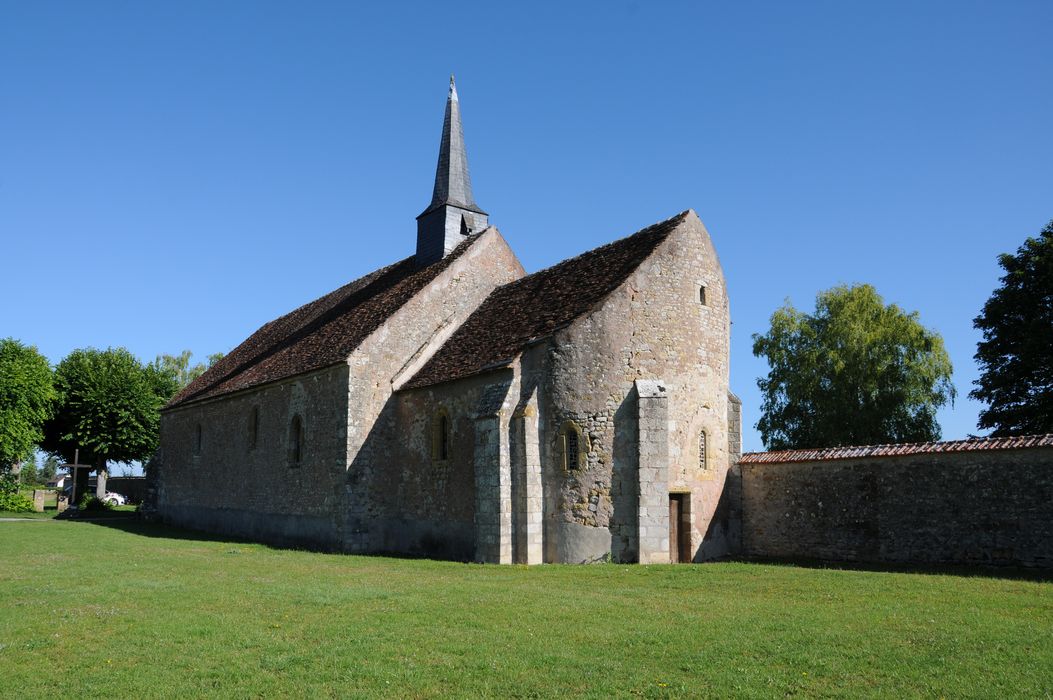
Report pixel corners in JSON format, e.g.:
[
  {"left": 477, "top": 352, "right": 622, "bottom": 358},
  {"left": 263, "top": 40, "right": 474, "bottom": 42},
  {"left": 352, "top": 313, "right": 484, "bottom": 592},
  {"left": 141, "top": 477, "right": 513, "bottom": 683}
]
[
  {"left": 699, "top": 285, "right": 707, "bottom": 306},
  {"left": 249, "top": 407, "right": 259, "bottom": 450},
  {"left": 290, "top": 415, "right": 303, "bottom": 466},
  {"left": 439, "top": 413, "right": 450, "bottom": 461},
  {"left": 432, "top": 409, "right": 451, "bottom": 462},
  {"left": 699, "top": 429, "right": 707, "bottom": 470},
  {"left": 562, "top": 422, "right": 584, "bottom": 471},
  {"left": 194, "top": 424, "right": 202, "bottom": 456}
]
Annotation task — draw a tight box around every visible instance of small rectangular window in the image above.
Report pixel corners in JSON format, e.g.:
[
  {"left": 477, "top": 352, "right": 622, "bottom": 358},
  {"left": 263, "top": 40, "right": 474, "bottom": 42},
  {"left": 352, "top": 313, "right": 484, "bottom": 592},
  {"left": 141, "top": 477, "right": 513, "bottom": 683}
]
[{"left": 699, "top": 285, "right": 707, "bottom": 306}]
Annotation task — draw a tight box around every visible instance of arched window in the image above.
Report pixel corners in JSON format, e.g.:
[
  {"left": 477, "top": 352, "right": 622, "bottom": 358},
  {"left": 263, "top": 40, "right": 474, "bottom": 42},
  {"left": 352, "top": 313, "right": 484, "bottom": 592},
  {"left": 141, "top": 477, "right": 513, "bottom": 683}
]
[
  {"left": 561, "top": 421, "right": 586, "bottom": 471},
  {"left": 194, "top": 424, "right": 202, "bottom": 456},
  {"left": 289, "top": 415, "right": 304, "bottom": 466},
  {"left": 699, "top": 429, "right": 708, "bottom": 470},
  {"left": 432, "top": 408, "right": 451, "bottom": 462},
  {"left": 249, "top": 407, "right": 259, "bottom": 451}
]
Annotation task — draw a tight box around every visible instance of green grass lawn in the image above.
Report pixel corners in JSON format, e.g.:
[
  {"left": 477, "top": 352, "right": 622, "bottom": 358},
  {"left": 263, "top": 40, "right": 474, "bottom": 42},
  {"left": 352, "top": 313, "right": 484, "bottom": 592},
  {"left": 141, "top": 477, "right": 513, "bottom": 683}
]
[{"left": 1, "top": 521, "right": 1051, "bottom": 698}]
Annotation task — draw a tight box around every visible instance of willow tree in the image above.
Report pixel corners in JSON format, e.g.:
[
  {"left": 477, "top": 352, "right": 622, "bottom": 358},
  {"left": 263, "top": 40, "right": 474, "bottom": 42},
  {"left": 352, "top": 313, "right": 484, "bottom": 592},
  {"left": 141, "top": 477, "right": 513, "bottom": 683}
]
[{"left": 753, "top": 284, "right": 955, "bottom": 450}]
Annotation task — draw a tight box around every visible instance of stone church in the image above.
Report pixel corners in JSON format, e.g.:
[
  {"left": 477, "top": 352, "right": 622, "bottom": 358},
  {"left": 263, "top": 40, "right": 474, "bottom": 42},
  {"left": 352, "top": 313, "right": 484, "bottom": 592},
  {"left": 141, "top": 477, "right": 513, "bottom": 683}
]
[{"left": 156, "top": 78, "right": 740, "bottom": 564}]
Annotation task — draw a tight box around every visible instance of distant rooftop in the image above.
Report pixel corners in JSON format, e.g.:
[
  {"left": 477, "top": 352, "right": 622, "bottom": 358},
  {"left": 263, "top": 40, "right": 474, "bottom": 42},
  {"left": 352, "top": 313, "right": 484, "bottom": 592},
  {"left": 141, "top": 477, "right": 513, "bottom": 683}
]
[{"left": 740, "top": 434, "right": 1053, "bottom": 465}]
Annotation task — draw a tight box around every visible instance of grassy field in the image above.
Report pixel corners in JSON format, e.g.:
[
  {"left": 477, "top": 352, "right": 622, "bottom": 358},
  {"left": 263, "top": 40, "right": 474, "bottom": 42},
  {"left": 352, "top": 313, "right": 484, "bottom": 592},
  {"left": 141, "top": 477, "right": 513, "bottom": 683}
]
[{"left": 1, "top": 521, "right": 1051, "bottom": 698}]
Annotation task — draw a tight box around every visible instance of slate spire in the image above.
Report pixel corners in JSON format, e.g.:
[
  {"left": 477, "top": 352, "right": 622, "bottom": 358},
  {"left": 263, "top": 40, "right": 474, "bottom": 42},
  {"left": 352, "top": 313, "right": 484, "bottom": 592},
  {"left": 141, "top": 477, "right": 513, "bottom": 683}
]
[{"left": 416, "top": 76, "right": 489, "bottom": 266}]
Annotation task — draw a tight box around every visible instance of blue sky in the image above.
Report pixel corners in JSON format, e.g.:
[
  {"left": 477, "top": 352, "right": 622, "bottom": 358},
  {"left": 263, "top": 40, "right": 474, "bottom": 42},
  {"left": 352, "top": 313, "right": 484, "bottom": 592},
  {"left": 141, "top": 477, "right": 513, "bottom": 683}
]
[{"left": 2, "top": 1, "right": 1051, "bottom": 454}]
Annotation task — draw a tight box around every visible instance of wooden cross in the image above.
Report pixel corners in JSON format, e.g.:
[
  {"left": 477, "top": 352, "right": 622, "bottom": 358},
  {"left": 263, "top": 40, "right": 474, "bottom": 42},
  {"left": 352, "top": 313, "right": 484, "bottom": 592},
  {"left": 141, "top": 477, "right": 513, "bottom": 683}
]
[{"left": 59, "top": 449, "right": 92, "bottom": 507}]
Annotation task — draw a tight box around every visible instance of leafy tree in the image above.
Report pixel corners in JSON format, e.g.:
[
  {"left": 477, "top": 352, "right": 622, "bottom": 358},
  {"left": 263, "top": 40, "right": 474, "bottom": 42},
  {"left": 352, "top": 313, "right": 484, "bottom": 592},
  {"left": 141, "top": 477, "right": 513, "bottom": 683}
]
[
  {"left": 41, "top": 348, "right": 181, "bottom": 491},
  {"left": 39, "top": 454, "right": 59, "bottom": 483},
  {"left": 0, "top": 338, "right": 56, "bottom": 469},
  {"left": 152, "top": 350, "right": 224, "bottom": 390},
  {"left": 971, "top": 220, "right": 1053, "bottom": 436},
  {"left": 753, "top": 284, "right": 955, "bottom": 450},
  {"left": 19, "top": 455, "right": 39, "bottom": 486}
]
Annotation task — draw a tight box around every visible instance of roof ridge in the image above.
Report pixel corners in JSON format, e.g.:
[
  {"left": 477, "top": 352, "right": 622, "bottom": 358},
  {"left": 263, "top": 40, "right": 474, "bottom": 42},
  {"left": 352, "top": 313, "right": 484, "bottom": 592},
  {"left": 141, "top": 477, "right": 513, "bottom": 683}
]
[
  {"left": 167, "top": 232, "right": 486, "bottom": 409},
  {"left": 170, "top": 257, "right": 415, "bottom": 407},
  {"left": 502, "top": 209, "right": 691, "bottom": 290}
]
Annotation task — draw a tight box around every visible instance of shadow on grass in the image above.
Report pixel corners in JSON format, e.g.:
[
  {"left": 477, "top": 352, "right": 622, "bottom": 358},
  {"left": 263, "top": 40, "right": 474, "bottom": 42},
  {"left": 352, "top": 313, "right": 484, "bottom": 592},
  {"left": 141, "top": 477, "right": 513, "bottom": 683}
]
[
  {"left": 63, "top": 516, "right": 1053, "bottom": 581},
  {"left": 74, "top": 516, "right": 480, "bottom": 563},
  {"left": 71, "top": 516, "right": 271, "bottom": 547},
  {"left": 728, "top": 555, "right": 1053, "bottom": 583}
]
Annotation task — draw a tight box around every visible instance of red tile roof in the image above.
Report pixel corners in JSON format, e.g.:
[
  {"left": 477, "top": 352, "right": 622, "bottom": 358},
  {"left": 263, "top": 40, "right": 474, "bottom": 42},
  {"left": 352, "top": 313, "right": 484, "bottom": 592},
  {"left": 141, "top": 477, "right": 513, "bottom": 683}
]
[
  {"left": 166, "top": 234, "right": 484, "bottom": 409},
  {"left": 401, "top": 211, "right": 690, "bottom": 390},
  {"left": 740, "top": 434, "right": 1053, "bottom": 464}
]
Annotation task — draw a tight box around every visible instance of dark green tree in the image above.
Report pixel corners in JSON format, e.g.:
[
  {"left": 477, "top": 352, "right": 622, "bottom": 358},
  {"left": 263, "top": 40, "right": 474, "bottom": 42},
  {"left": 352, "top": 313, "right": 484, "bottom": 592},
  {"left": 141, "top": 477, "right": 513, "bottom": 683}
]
[
  {"left": 41, "top": 348, "right": 180, "bottom": 493},
  {"left": 971, "top": 220, "right": 1053, "bottom": 436},
  {"left": 753, "top": 284, "right": 956, "bottom": 450},
  {"left": 0, "top": 338, "right": 56, "bottom": 470}
]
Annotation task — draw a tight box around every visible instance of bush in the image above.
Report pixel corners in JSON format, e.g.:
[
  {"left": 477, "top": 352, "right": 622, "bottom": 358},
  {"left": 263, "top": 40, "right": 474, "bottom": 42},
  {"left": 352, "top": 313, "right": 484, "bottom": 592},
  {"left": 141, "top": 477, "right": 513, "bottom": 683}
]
[
  {"left": 0, "top": 490, "right": 34, "bottom": 513},
  {"left": 78, "top": 494, "right": 113, "bottom": 512}
]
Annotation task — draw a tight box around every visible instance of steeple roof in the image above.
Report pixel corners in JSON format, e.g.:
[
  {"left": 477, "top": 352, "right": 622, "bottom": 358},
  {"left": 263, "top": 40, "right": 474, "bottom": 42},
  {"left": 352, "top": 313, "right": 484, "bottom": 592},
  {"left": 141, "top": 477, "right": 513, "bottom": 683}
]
[{"left": 420, "top": 76, "right": 486, "bottom": 218}]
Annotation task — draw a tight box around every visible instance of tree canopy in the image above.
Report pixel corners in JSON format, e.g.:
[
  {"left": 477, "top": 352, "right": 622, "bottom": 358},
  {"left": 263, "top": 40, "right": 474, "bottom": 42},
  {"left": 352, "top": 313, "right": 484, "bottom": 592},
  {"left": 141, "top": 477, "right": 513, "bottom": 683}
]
[
  {"left": 152, "top": 350, "right": 225, "bottom": 390},
  {"left": 971, "top": 220, "right": 1053, "bottom": 436},
  {"left": 41, "top": 347, "right": 180, "bottom": 468},
  {"left": 752, "top": 284, "right": 955, "bottom": 450},
  {"left": 0, "top": 338, "right": 55, "bottom": 469}
]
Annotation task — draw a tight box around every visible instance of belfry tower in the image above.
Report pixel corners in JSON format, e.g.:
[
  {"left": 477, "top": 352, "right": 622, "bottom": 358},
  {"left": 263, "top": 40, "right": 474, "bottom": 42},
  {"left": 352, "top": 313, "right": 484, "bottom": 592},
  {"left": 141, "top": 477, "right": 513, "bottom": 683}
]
[{"left": 415, "top": 76, "right": 489, "bottom": 266}]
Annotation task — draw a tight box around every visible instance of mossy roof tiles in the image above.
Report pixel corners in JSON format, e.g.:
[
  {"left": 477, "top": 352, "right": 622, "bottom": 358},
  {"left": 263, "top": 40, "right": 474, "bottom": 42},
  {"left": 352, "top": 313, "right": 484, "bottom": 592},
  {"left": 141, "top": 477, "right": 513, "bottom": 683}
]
[
  {"left": 166, "top": 233, "right": 483, "bottom": 409},
  {"left": 401, "top": 211, "right": 690, "bottom": 390}
]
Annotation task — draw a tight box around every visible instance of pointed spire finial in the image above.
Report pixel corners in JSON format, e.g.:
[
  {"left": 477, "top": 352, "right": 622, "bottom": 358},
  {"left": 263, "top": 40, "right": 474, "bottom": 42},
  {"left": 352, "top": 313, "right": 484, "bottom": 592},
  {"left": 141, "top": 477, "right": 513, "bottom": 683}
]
[{"left": 415, "top": 76, "right": 488, "bottom": 265}]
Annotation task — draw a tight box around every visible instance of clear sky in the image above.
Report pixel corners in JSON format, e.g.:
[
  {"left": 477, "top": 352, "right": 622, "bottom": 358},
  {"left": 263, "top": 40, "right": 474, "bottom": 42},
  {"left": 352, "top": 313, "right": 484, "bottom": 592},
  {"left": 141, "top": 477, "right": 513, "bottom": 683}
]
[{"left": 2, "top": 1, "right": 1051, "bottom": 454}]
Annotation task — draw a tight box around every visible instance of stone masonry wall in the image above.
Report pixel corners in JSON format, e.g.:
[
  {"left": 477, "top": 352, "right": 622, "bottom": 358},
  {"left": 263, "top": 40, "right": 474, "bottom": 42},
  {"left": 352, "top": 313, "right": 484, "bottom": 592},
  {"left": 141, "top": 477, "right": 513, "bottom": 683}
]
[
  {"left": 542, "top": 211, "right": 732, "bottom": 563},
  {"left": 741, "top": 447, "right": 1053, "bottom": 568},
  {"left": 157, "top": 363, "right": 351, "bottom": 548},
  {"left": 159, "top": 229, "right": 522, "bottom": 554},
  {"left": 344, "top": 230, "right": 523, "bottom": 554},
  {"left": 383, "top": 370, "right": 518, "bottom": 561}
]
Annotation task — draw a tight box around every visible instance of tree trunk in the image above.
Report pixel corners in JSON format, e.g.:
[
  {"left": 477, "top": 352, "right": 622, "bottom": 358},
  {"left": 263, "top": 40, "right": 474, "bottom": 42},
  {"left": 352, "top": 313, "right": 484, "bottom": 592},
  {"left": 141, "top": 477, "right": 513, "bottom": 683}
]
[{"left": 73, "top": 467, "right": 90, "bottom": 506}]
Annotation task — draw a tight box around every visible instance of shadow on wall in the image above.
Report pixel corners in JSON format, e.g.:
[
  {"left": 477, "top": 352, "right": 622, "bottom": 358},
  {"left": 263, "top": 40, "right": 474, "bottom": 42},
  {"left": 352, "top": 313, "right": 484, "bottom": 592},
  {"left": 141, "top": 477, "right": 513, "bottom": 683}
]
[
  {"left": 346, "top": 376, "right": 512, "bottom": 562},
  {"left": 699, "top": 473, "right": 740, "bottom": 562},
  {"left": 611, "top": 388, "right": 639, "bottom": 563}
]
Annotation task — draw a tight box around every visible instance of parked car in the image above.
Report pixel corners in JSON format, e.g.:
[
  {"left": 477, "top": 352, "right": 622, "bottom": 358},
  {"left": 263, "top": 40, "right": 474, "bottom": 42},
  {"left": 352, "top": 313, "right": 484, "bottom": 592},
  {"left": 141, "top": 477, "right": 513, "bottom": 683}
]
[{"left": 103, "top": 492, "right": 126, "bottom": 506}]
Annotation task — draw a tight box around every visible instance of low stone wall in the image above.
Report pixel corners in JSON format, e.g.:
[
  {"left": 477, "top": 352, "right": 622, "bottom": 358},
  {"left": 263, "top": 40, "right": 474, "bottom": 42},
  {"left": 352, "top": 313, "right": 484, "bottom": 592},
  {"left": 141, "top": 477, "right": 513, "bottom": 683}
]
[
  {"left": 741, "top": 446, "right": 1053, "bottom": 568},
  {"left": 106, "top": 477, "right": 147, "bottom": 504}
]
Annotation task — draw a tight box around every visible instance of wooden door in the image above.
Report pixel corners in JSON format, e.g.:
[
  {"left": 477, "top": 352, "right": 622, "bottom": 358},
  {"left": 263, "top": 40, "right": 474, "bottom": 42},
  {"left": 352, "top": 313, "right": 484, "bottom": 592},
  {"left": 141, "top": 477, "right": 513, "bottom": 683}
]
[{"left": 669, "top": 494, "right": 691, "bottom": 563}]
